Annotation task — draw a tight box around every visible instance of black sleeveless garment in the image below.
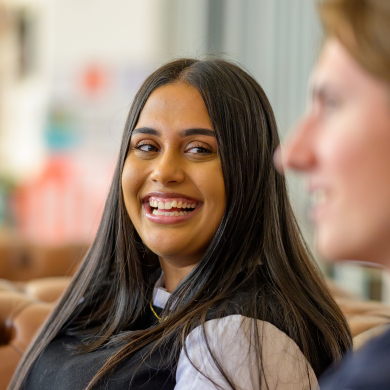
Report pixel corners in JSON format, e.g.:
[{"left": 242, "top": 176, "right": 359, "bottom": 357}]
[
  {"left": 24, "top": 269, "right": 258, "bottom": 390},
  {"left": 23, "top": 272, "right": 325, "bottom": 389},
  {"left": 25, "top": 305, "right": 177, "bottom": 390}
]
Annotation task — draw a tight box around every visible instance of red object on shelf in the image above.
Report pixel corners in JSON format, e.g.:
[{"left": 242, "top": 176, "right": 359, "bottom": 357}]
[
  {"left": 80, "top": 64, "right": 110, "bottom": 96},
  {"left": 14, "top": 155, "right": 112, "bottom": 245}
]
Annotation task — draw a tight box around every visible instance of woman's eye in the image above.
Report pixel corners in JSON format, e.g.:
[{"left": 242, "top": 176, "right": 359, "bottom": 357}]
[
  {"left": 135, "top": 143, "right": 158, "bottom": 152},
  {"left": 324, "top": 100, "right": 338, "bottom": 109},
  {"left": 186, "top": 145, "right": 212, "bottom": 155}
]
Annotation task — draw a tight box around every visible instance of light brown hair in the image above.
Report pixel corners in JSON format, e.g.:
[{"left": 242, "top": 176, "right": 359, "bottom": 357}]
[{"left": 319, "top": 0, "right": 390, "bottom": 82}]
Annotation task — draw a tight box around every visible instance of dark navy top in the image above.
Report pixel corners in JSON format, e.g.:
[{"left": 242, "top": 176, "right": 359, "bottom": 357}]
[{"left": 320, "top": 327, "right": 390, "bottom": 390}]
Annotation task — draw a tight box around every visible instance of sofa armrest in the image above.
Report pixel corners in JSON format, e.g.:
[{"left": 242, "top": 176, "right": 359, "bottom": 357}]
[{"left": 0, "top": 292, "right": 52, "bottom": 390}]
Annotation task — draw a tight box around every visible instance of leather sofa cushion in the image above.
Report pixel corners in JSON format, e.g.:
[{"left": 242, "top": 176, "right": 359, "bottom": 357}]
[
  {"left": 0, "top": 292, "right": 53, "bottom": 390},
  {"left": 0, "top": 242, "right": 86, "bottom": 281},
  {"left": 0, "top": 277, "right": 71, "bottom": 303}
]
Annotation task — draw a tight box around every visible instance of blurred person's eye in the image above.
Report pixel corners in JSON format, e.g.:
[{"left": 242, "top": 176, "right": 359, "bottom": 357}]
[{"left": 321, "top": 93, "right": 341, "bottom": 111}]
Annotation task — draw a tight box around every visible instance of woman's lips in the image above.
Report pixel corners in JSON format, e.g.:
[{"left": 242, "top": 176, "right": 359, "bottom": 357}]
[
  {"left": 142, "top": 195, "right": 202, "bottom": 224},
  {"left": 309, "top": 189, "right": 329, "bottom": 223}
]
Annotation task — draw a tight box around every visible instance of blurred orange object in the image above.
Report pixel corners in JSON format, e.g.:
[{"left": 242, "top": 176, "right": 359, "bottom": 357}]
[
  {"left": 13, "top": 155, "right": 110, "bottom": 245},
  {"left": 80, "top": 64, "right": 110, "bottom": 97}
]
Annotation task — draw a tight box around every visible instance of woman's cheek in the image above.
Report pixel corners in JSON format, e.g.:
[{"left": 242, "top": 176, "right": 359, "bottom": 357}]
[
  {"left": 319, "top": 111, "right": 362, "bottom": 178},
  {"left": 121, "top": 159, "right": 146, "bottom": 206}
]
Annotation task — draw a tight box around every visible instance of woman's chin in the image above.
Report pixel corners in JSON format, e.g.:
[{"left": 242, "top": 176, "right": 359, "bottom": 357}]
[
  {"left": 144, "top": 241, "right": 194, "bottom": 262},
  {"left": 314, "top": 229, "right": 349, "bottom": 262},
  {"left": 315, "top": 228, "right": 372, "bottom": 264}
]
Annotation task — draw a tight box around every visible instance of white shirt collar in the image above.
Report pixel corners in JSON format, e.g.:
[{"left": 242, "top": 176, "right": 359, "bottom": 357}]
[{"left": 152, "top": 272, "right": 171, "bottom": 309}]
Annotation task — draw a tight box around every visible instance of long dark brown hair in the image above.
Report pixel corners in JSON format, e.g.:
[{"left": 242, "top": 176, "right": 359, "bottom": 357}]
[{"left": 9, "top": 58, "right": 352, "bottom": 390}]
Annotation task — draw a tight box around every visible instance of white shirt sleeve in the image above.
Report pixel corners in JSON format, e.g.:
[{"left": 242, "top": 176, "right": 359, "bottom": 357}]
[{"left": 174, "top": 315, "right": 318, "bottom": 390}]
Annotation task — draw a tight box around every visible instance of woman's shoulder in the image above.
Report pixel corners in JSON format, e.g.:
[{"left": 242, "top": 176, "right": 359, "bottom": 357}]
[
  {"left": 176, "top": 315, "right": 318, "bottom": 390},
  {"left": 187, "top": 314, "right": 312, "bottom": 365}
]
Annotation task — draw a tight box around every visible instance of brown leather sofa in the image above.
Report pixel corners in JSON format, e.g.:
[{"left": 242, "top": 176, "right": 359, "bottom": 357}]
[
  {"left": 0, "top": 277, "right": 390, "bottom": 390},
  {"left": 0, "top": 277, "right": 71, "bottom": 389},
  {"left": 0, "top": 241, "right": 86, "bottom": 281},
  {"left": 0, "top": 292, "right": 52, "bottom": 389}
]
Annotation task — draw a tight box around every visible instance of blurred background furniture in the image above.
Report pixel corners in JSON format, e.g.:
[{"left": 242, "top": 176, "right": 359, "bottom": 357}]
[
  {"left": 0, "top": 240, "right": 86, "bottom": 281},
  {"left": 0, "top": 240, "right": 83, "bottom": 389},
  {"left": 0, "top": 275, "right": 72, "bottom": 389},
  {"left": 327, "top": 280, "right": 390, "bottom": 348},
  {"left": 0, "top": 291, "right": 53, "bottom": 390}
]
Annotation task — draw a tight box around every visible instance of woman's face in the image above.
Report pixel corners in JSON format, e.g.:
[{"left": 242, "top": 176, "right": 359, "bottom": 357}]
[
  {"left": 281, "top": 39, "right": 390, "bottom": 265},
  {"left": 122, "top": 83, "right": 226, "bottom": 267}
]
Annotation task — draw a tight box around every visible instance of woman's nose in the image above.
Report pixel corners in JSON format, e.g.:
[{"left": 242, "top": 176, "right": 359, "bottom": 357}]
[
  {"left": 149, "top": 151, "right": 186, "bottom": 186},
  {"left": 275, "top": 115, "right": 317, "bottom": 174}
]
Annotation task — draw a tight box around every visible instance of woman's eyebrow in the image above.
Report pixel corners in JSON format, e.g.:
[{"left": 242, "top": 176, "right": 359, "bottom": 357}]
[
  {"left": 179, "top": 128, "right": 215, "bottom": 137},
  {"left": 132, "top": 127, "right": 160, "bottom": 136},
  {"left": 132, "top": 127, "right": 215, "bottom": 137}
]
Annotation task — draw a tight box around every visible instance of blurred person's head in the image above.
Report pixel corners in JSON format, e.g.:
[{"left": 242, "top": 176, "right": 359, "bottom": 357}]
[{"left": 277, "top": 0, "right": 390, "bottom": 266}]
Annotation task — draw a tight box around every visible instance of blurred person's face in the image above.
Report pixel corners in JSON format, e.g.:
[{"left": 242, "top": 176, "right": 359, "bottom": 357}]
[
  {"left": 277, "top": 39, "right": 390, "bottom": 265},
  {"left": 122, "top": 83, "right": 225, "bottom": 268}
]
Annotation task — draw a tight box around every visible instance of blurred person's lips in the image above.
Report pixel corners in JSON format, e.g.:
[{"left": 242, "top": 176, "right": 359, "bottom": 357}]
[{"left": 307, "top": 180, "right": 331, "bottom": 223}]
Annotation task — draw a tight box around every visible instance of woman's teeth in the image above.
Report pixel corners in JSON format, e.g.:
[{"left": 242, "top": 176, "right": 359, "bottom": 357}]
[
  {"left": 152, "top": 210, "right": 191, "bottom": 216},
  {"left": 311, "top": 190, "right": 327, "bottom": 206},
  {"left": 147, "top": 198, "right": 197, "bottom": 217},
  {"left": 148, "top": 199, "right": 196, "bottom": 209}
]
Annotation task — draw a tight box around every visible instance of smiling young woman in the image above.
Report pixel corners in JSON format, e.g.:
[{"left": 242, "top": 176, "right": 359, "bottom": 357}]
[
  {"left": 9, "top": 59, "right": 351, "bottom": 390},
  {"left": 122, "top": 83, "right": 226, "bottom": 290}
]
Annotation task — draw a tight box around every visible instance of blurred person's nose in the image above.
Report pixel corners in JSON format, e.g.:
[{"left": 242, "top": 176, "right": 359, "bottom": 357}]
[{"left": 274, "top": 114, "right": 317, "bottom": 174}]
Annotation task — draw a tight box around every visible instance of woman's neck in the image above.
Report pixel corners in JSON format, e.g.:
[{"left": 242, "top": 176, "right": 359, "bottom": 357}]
[{"left": 159, "top": 258, "right": 198, "bottom": 293}]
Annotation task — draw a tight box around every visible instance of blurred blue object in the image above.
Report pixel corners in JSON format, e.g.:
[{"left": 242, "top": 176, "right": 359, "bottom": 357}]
[{"left": 44, "top": 106, "right": 81, "bottom": 151}]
